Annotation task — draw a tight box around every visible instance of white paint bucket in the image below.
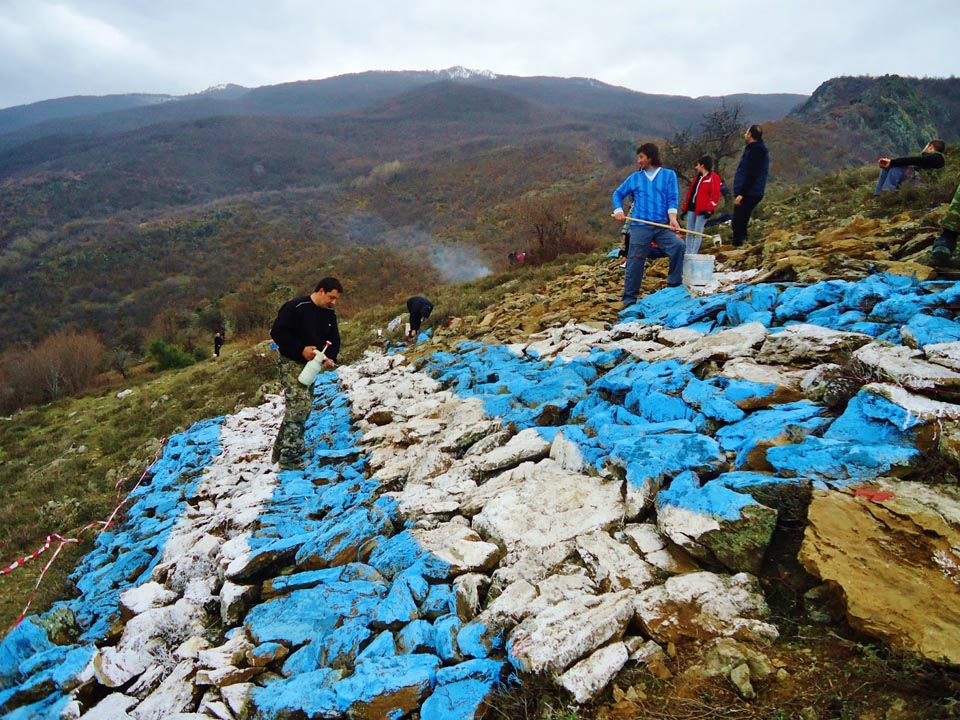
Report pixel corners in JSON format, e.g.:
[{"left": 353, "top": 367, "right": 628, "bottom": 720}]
[{"left": 682, "top": 254, "right": 715, "bottom": 286}]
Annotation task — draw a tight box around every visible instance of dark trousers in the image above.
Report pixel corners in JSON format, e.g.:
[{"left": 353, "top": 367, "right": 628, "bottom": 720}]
[
  {"left": 622, "top": 225, "right": 685, "bottom": 305},
  {"left": 934, "top": 229, "right": 958, "bottom": 252},
  {"left": 272, "top": 355, "right": 312, "bottom": 468},
  {"left": 732, "top": 195, "right": 763, "bottom": 246}
]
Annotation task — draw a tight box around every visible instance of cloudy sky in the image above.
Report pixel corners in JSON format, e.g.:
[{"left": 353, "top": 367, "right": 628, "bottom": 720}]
[{"left": 0, "top": 0, "right": 957, "bottom": 110}]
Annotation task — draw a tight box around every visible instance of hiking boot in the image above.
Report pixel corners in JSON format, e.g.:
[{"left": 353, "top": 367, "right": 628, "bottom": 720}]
[{"left": 931, "top": 244, "right": 952, "bottom": 267}]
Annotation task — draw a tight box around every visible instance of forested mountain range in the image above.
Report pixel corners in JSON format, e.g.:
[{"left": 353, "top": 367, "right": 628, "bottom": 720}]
[
  {"left": 1, "top": 70, "right": 958, "bottom": 357},
  {"left": 0, "top": 67, "right": 802, "bottom": 140}
]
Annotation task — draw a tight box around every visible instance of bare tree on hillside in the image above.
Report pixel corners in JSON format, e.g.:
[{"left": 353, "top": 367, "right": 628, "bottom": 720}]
[
  {"left": 664, "top": 127, "right": 702, "bottom": 185},
  {"left": 666, "top": 101, "right": 743, "bottom": 188},
  {"left": 521, "top": 198, "right": 594, "bottom": 264},
  {"left": 700, "top": 101, "right": 744, "bottom": 182},
  {"left": 33, "top": 331, "right": 105, "bottom": 400},
  {"left": 221, "top": 292, "right": 273, "bottom": 337},
  {"left": 0, "top": 331, "right": 105, "bottom": 409}
]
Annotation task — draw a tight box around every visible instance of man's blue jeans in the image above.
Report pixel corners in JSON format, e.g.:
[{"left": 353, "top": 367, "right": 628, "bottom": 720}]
[
  {"left": 623, "top": 225, "right": 685, "bottom": 306},
  {"left": 875, "top": 166, "right": 915, "bottom": 194}
]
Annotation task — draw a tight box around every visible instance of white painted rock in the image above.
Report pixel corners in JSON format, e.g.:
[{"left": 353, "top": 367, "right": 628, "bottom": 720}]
[
  {"left": 558, "top": 641, "right": 629, "bottom": 703},
  {"left": 131, "top": 660, "right": 198, "bottom": 720},
  {"left": 78, "top": 693, "right": 137, "bottom": 719},
  {"left": 575, "top": 530, "right": 656, "bottom": 592},
  {"left": 618, "top": 524, "right": 701, "bottom": 576},
  {"left": 466, "top": 459, "right": 625, "bottom": 554},
  {"left": 508, "top": 590, "right": 636, "bottom": 674},
  {"left": 923, "top": 341, "right": 960, "bottom": 372},
  {"left": 477, "top": 427, "right": 552, "bottom": 473},
  {"left": 757, "top": 324, "right": 873, "bottom": 367},
  {"left": 119, "top": 581, "right": 178, "bottom": 618},
  {"left": 853, "top": 343, "right": 960, "bottom": 388},
  {"left": 635, "top": 572, "right": 779, "bottom": 644}
]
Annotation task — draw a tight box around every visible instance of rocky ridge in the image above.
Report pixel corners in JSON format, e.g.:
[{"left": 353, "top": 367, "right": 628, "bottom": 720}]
[{"left": 1, "top": 204, "right": 960, "bottom": 718}]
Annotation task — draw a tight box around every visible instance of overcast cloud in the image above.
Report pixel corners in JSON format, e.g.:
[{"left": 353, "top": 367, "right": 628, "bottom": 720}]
[{"left": 0, "top": 0, "right": 957, "bottom": 110}]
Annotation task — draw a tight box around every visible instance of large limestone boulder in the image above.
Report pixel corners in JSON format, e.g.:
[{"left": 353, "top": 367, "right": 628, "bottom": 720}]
[
  {"left": 756, "top": 324, "right": 873, "bottom": 367},
  {"left": 668, "top": 322, "right": 769, "bottom": 367},
  {"left": 575, "top": 530, "right": 657, "bottom": 592},
  {"left": 800, "top": 481, "right": 960, "bottom": 665},
  {"left": 558, "top": 641, "right": 630, "bottom": 704},
  {"left": 656, "top": 471, "right": 778, "bottom": 574},
  {"left": 853, "top": 342, "right": 960, "bottom": 389},
  {"left": 463, "top": 460, "right": 625, "bottom": 554}
]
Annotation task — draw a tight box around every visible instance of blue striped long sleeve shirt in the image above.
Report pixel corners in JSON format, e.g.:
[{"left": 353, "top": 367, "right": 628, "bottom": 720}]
[{"left": 612, "top": 167, "right": 679, "bottom": 226}]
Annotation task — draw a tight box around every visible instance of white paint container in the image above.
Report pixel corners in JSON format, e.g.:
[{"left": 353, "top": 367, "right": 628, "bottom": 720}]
[{"left": 683, "top": 254, "right": 715, "bottom": 286}]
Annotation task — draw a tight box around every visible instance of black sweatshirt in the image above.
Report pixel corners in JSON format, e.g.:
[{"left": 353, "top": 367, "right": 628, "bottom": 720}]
[
  {"left": 406, "top": 296, "right": 434, "bottom": 332},
  {"left": 270, "top": 296, "right": 340, "bottom": 363},
  {"left": 889, "top": 151, "right": 945, "bottom": 170}
]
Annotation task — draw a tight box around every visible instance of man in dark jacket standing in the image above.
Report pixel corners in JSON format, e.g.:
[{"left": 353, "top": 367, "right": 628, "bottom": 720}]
[
  {"left": 732, "top": 124, "right": 770, "bottom": 247},
  {"left": 269, "top": 277, "right": 343, "bottom": 469},
  {"left": 406, "top": 295, "right": 434, "bottom": 339}
]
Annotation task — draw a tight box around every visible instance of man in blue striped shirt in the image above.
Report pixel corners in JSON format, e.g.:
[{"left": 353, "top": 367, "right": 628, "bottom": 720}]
[{"left": 612, "top": 143, "right": 684, "bottom": 307}]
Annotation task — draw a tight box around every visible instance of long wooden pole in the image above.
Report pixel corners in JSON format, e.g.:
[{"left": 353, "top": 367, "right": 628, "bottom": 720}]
[{"left": 616, "top": 214, "right": 720, "bottom": 241}]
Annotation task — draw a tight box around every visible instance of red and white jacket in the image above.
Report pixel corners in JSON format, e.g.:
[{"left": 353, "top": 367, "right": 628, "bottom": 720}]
[{"left": 681, "top": 171, "right": 722, "bottom": 215}]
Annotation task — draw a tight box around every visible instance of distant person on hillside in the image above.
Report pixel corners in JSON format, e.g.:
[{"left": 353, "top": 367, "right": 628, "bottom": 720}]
[
  {"left": 732, "top": 124, "right": 770, "bottom": 247},
  {"left": 213, "top": 331, "right": 224, "bottom": 358},
  {"left": 931, "top": 181, "right": 960, "bottom": 266},
  {"left": 269, "top": 277, "right": 342, "bottom": 470},
  {"left": 681, "top": 155, "right": 723, "bottom": 253},
  {"left": 406, "top": 295, "right": 434, "bottom": 339},
  {"left": 612, "top": 142, "right": 684, "bottom": 307},
  {"left": 875, "top": 140, "right": 945, "bottom": 195}
]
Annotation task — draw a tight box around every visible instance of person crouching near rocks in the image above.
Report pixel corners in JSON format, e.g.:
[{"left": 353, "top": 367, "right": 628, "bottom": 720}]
[
  {"left": 612, "top": 142, "right": 684, "bottom": 307},
  {"left": 269, "top": 277, "right": 342, "bottom": 470},
  {"left": 406, "top": 295, "right": 434, "bottom": 340}
]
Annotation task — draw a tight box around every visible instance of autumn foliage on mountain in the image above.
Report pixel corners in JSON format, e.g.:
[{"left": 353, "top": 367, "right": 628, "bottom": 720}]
[{"left": 1, "top": 71, "right": 959, "bottom": 412}]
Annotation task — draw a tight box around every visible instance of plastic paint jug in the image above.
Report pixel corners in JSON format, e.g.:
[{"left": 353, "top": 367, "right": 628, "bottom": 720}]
[
  {"left": 297, "top": 341, "right": 332, "bottom": 386},
  {"left": 297, "top": 355, "right": 324, "bottom": 386},
  {"left": 682, "top": 254, "right": 715, "bottom": 286}
]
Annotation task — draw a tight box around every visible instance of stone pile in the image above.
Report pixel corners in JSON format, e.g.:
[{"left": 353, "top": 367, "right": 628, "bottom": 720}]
[{"left": 2, "top": 268, "right": 960, "bottom": 719}]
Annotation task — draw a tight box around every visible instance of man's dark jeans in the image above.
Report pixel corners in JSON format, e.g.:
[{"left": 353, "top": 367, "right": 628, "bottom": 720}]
[{"left": 732, "top": 195, "right": 763, "bottom": 246}]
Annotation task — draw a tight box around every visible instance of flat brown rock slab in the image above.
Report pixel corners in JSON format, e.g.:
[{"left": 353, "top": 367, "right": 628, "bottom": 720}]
[{"left": 800, "top": 482, "right": 960, "bottom": 665}]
